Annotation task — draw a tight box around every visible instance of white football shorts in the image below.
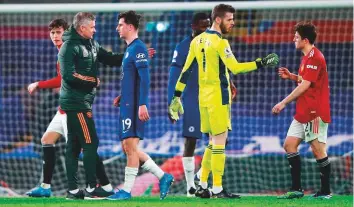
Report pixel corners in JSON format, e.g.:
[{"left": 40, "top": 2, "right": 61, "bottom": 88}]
[
  {"left": 45, "top": 111, "right": 68, "bottom": 142},
  {"left": 287, "top": 117, "right": 328, "bottom": 143}
]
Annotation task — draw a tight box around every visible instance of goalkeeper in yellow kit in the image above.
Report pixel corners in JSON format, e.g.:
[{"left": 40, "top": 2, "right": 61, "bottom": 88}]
[{"left": 169, "top": 4, "right": 279, "bottom": 199}]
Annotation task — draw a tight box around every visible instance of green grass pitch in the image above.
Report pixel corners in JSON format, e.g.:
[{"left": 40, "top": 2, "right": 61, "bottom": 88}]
[{"left": 0, "top": 195, "right": 352, "bottom": 207}]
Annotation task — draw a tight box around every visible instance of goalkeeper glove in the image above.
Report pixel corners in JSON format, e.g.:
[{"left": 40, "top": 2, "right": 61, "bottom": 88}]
[
  {"left": 168, "top": 96, "right": 184, "bottom": 122},
  {"left": 256, "top": 53, "right": 279, "bottom": 68}
]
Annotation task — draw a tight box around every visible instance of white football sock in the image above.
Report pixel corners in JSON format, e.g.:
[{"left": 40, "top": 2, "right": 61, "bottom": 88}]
[
  {"left": 212, "top": 186, "right": 223, "bottom": 194},
  {"left": 141, "top": 159, "right": 164, "bottom": 180},
  {"left": 182, "top": 157, "right": 196, "bottom": 190},
  {"left": 200, "top": 181, "right": 208, "bottom": 189},
  {"left": 122, "top": 167, "right": 138, "bottom": 193}
]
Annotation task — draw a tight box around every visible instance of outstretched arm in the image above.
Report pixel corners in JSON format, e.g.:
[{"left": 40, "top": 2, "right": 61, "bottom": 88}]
[
  {"left": 218, "top": 40, "right": 278, "bottom": 75},
  {"left": 278, "top": 67, "right": 300, "bottom": 82},
  {"left": 97, "top": 44, "right": 124, "bottom": 67}
]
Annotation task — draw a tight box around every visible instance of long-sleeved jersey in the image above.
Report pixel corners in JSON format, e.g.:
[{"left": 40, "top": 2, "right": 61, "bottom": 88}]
[{"left": 175, "top": 29, "right": 258, "bottom": 107}]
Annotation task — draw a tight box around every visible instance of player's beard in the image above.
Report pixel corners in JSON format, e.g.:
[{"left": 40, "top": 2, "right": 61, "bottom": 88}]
[{"left": 220, "top": 22, "right": 229, "bottom": 34}]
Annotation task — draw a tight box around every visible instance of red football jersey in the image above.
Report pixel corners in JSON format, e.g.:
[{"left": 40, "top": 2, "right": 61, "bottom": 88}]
[{"left": 294, "top": 47, "right": 331, "bottom": 123}]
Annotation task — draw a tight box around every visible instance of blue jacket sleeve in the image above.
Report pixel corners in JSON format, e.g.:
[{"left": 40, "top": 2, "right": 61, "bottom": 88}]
[{"left": 134, "top": 46, "right": 150, "bottom": 106}]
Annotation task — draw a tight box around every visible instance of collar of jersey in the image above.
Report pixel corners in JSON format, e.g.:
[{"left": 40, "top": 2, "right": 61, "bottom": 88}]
[
  {"left": 205, "top": 29, "right": 222, "bottom": 38},
  {"left": 128, "top": 38, "right": 139, "bottom": 47}
]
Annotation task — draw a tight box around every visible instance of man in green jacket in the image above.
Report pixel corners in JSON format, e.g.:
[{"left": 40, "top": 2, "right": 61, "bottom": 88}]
[{"left": 58, "top": 12, "right": 123, "bottom": 200}]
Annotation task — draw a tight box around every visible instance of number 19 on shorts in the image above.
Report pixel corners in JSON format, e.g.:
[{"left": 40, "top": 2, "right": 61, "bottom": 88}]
[{"left": 122, "top": 118, "right": 132, "bottom": 133}]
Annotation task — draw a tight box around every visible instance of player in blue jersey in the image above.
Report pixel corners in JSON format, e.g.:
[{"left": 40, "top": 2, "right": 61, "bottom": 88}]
[
  {"left": 167, "top": 12, "right": 210, "bottom": 197},
  {"left": 107, "top": 11, "right": 174, "bottom": 201},
  {"left": 167, "top": 13, "right": 237, "bottom": 197}
]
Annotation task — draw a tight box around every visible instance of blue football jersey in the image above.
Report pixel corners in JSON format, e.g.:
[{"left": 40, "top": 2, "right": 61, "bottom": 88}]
[
  {"left": 120, "top": 38, "right": 150, "bottom": 107},
  {"left": 168, "top": 36, "right": 198, "bottom": 106},
  {"left": 119, "top": 38, "right": 150, "bottom": 140},
  {"left": 168, "top": 36, "right": 202, "bottom": 139}
]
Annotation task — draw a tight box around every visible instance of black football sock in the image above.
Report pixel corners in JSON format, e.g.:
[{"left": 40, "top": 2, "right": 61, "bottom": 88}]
[
  {"left": 42, "top": 144, "right": 56, "bottom": 185},
  {"left": 317, "top": 157, "right": 331, "bottom": 194},
  {"left": 287, "top": 152, "right": 301, "bottom": 191}
]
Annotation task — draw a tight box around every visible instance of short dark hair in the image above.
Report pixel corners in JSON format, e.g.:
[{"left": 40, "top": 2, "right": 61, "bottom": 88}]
[
  {"left": 48, "top": 18, "right": 69, "bottom": 31},
  {"left": 192, "top": 12, "right": 209, "bottom": 25},
  {"left": 294, "top": 21, "right": 317, "bottom": 44},
  {"left": 73, "top": 12, "right": 95, "bottom": 30},
  {"left": 211, "top": 4, "right": 235, "bottom": 21},
  {"left": 118, "top": 10, "right": 142, "bottom": 30}
]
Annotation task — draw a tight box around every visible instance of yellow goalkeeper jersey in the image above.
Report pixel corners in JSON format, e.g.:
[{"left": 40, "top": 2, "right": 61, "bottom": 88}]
[{"left": 175, "top": 29, "right": 258, "bottom": 107}]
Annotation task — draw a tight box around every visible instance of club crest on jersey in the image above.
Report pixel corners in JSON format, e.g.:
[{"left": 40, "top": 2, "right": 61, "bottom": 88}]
[
  {"left": 86, "top": 111, "right": 92, "bottom": 118},
  {"left": 136, "top": 53, "right": 146, "bottom": 59},
  {"left": 224, "top": 47, "right": 232, "bottom": 58},
  {"left": 81, "top": 46, "right": 89, "bottom": 57}
]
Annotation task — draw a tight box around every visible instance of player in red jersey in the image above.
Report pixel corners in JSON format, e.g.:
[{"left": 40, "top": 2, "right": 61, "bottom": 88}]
[
  {"left": 26, "top": 19, "right": 114, "bottom": 197},
  {"left": 272, "top": 22, "right": 331, "bottom": 199}
]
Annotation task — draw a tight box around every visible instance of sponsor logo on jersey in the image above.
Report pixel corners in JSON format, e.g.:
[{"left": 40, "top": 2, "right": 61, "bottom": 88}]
[
  {"left": 136, "top": 53, "right": 148, "bottom": 63},
  {"left": 306, "top": 64, "right": 318, "bottom": 70},
  {"left": 136, "top": 53, "right": 146, "bottom": 59},
  {"left": 136, "top": 59, "right": 148, "bottom": 63}
]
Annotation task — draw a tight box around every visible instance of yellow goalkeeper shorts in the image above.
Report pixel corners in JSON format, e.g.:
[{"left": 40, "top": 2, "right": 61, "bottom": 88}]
[{"left": 200, "top": 104, "right": 231, "bottom": 135}]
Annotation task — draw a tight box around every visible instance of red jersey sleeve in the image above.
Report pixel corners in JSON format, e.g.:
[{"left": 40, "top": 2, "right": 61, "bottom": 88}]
[
  {"left": 38, "top": 62, "right": 62, "bottom": 89},
  {"left": 38, "top": 75, "right": 61, "bottom": 88},
  {"left": 302, "top": 56, "right": 322, "bottom": 83}
]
